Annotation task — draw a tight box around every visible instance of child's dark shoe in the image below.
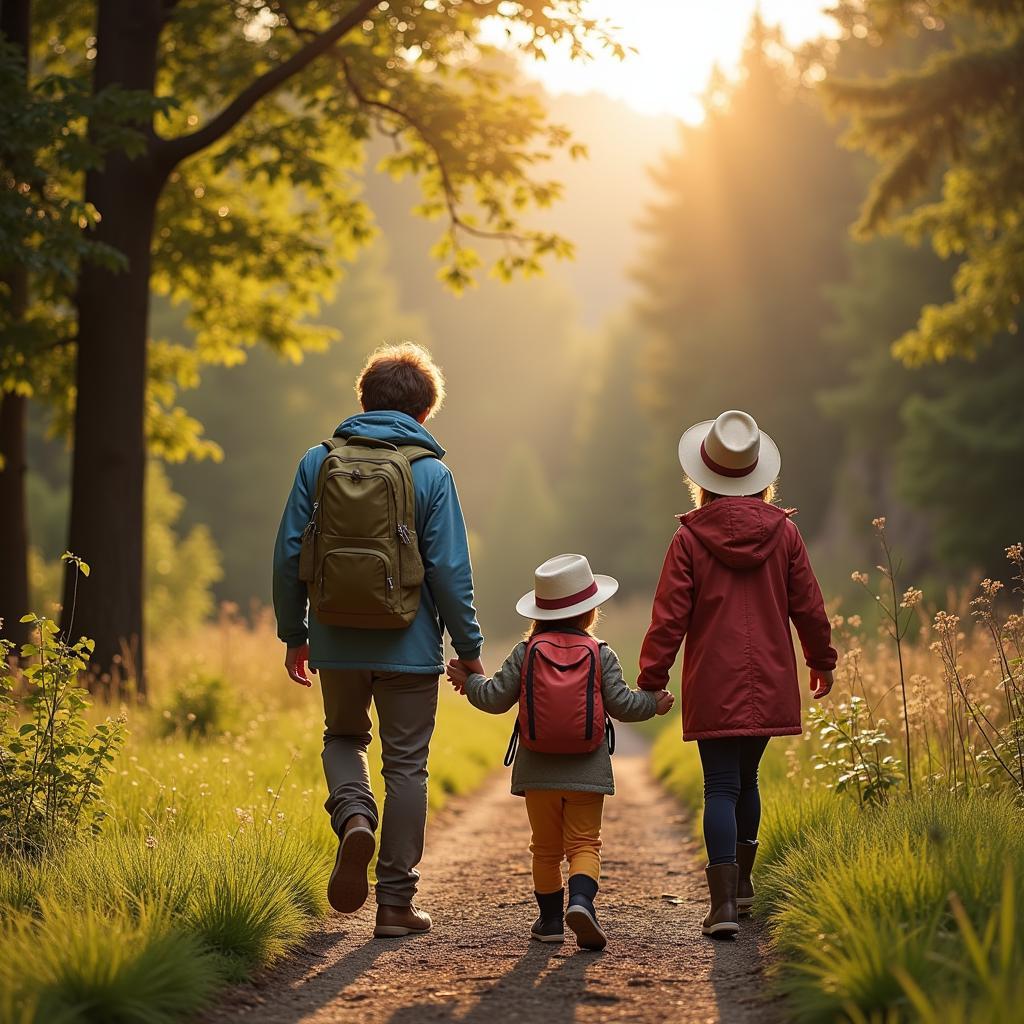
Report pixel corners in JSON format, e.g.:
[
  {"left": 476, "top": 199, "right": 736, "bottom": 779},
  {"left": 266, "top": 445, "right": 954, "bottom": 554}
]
[
  {"left": 564, "top": 874, "right": 607, "bottom": 951},
  {"left": 531, "top": 888, "right": 565, "bottom": 943}
]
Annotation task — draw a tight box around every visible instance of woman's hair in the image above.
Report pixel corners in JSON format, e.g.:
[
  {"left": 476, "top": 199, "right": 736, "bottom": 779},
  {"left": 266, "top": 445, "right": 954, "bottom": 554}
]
[
  {"left": 355, "top": 342, "right": 446, "bottom": 420},
  {"left": 687, "top": 480, "right": 777, "bottom": 508},
  {"left": 525, "top": 606, "right": 601, "bottom": 641}
]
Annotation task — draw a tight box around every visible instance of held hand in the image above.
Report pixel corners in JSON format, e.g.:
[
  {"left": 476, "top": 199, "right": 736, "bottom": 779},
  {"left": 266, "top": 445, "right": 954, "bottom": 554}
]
[
  {"left": 285, "top": 643, "right": 316, "bottom": 688},
  {"left": 446, "top": 658, "right": 469, "bottom": 694},
  {"left": 810, "top": 668, "right": 834, "bottom": 700},
  {"left": 654, "top": 689, "right": 675, "bottom": 716},
  {"left": 458, "top": 658, "right": 485, "bottom": 677}
]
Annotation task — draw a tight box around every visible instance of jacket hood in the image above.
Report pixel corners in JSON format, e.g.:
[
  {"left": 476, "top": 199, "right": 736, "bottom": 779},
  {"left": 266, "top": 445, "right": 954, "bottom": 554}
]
[
  {"left": 334, "top": 411, "right": 445, "bottom": 459},
  {"left": 678, "top": 497, "right": 793, "bottom": 569}
]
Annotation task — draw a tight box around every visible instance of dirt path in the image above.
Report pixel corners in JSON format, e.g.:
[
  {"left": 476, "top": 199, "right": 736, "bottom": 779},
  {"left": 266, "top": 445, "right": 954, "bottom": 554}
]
[{"left": 203, "top": 728, "right": 783, "bottom": 1024}]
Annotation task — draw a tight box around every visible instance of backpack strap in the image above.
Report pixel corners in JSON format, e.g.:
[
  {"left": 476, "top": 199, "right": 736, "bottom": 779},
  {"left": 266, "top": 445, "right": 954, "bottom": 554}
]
[
  {"left": 398, "top": 444, "right": 439, "bottom": 464},
  {"left": 503, "top": 720, "right": 520, "bottom": 767}
]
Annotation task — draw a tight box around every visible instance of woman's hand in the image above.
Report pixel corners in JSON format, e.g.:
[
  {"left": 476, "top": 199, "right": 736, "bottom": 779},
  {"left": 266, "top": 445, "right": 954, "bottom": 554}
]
[
  {"left": 654, "top": 689, "right": 675, "bottom": 716},
  {"left": 446, "top": 658, "right": 469, "bottom": 694},
  {"left": 810, "top": 668, "right": 834, "bottom": 699}
]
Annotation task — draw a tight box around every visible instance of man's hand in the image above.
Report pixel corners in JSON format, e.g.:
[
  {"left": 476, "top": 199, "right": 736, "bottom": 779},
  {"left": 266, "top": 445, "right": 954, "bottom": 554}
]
[
  {"left": 286, "top": 643, "right": 316, "bottom": 688},
  {"left": 446, "top": 658, "right": 469, "bottom": 694},
  {"left": 654, "top": 689, "right": 675, "bottom": 716},
  {"left": 810, "top": 668, "right": 834, "bottom": 699},
  {"left": 457, "top": 657, "right": 484, "bottom": 677}
]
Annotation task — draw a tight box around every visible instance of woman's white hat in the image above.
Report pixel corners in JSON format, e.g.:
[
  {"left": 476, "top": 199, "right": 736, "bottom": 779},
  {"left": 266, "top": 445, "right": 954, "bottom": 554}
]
[
  {"left": 515, "top": 553, "right": 619, "bottom": 621},
  {"left": 678, "top": 410, "right": 781, "bottom": 497}
]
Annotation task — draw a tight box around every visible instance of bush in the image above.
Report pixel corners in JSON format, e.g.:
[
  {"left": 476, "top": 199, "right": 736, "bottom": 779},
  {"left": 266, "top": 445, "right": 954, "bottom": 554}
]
[
  {"left": 0, "top": 605, "right": 126, "bottom": 858},
  {"left": 757, "top": 792, "right": 1024, "bottom": 1022},
  {"left": 0, "top": 902, "right": 219, "bottom": 1024},
  {"left": 156, "top": 672, "right": 231, "bottom": 740}
]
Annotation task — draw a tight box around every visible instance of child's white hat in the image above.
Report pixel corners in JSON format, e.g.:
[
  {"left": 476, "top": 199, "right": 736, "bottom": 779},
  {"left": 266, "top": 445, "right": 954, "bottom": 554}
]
[
  {"left": 515, "top": 554, "right": 618, "bottom": 621},
  {"left": 678, "top": 409, "right": 781, "bottom": 496}
]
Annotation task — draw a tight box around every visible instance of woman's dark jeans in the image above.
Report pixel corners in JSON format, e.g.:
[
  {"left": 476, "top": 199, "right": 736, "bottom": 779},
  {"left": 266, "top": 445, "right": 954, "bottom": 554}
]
[{"left": 697, "top": 736, "right": 770, "bottom": 866}]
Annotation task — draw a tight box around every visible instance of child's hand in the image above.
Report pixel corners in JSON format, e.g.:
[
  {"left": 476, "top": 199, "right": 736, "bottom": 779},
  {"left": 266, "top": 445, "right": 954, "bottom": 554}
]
[
  {"left": 810, "top": 669, "right": 834, "bottom": 699},
  {"left": 446, "top": 658, "right": 469, "bottom": 694},
  {"left": 654, "top": 689, "right": 675, "bottom": 716}
]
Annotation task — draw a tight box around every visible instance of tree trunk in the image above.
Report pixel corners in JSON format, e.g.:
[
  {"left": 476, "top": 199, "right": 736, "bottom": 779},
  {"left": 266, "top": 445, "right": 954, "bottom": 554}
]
[
  {"left": 0, "top": 0, "right": 32, "bottom": 651},
  {"left": 0, "top": 393, "right": 30, "bottom": 648},
  {"left": 62, "top": 0, "right": 164, "bottom": 695}
]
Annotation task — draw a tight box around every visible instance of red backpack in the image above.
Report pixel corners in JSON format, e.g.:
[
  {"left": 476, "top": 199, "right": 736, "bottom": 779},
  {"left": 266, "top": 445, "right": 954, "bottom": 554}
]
[{"left": 504, "top": 629, "right": 615, "bottom": 765}]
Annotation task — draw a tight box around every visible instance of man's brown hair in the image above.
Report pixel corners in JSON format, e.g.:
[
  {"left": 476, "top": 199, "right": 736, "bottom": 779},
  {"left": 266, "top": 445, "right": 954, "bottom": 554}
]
[{"left": 355, "top": 343, "right": 446, "bottom": 420}]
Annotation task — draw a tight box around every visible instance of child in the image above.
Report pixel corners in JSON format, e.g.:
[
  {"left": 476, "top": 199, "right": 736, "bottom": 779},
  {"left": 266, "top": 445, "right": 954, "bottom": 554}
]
[
  {"left": 447, "top": 554, "right": 674, "bottom": 950},
  {"left": 637, "top": 410, "right": 836, "bottom": 937}
]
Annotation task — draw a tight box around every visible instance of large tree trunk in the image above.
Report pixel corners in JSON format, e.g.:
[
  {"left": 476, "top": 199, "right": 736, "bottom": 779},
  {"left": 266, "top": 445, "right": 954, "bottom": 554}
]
[
  {"left": 62, "top": 0, "right": 164, "bottom": 695},
  {"left": 0, "top": 393, "right": 29, "bottom": 648},
  {"left": 0, "top": 0, "right": 32, "bottom": 651}
]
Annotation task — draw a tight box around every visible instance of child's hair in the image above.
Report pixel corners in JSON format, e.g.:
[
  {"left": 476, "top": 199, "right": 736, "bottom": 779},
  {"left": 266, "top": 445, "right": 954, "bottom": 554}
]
[
  {"left": 356, "top": 342, "right": 446, "bottom": 420},
  {"left": 524, "top": 606, "right": 601, "bottom": 641},
  {"left": 687, "top": 480, "right": 776, "bottom": 509}
]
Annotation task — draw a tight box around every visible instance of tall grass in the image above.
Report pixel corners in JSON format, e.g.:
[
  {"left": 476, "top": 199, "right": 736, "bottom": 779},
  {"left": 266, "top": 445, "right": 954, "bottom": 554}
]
[{"left": 0, "top": 610, "right": 512, "bottom": 1023}]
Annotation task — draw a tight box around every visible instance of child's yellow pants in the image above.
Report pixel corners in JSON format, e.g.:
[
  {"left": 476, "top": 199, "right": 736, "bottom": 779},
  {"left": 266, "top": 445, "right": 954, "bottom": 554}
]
[{"left": 524, "top": 789, "right": 604, "bottom": 894}]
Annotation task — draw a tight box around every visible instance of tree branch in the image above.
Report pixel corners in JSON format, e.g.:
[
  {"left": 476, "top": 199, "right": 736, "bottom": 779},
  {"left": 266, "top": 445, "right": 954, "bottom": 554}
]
[
  {"left": 156, "top": 0, "right": 380, "bottom": 170},
  {"left": 336, "top": 55, "right": 534, "bottom": 247}
]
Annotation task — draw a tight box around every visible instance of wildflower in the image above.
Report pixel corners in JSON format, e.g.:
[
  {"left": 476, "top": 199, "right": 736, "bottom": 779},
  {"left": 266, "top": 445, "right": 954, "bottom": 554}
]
[
  {"left": 830, "top": 614, "right": 845, "bottom": 629},
  {"left": 847, "top": 615, "right": 862, "bottom": 629},
  {"left": 1006, "top": 543, "right": 1023, "bottom": 562},
  {"left": 851, "top": 571, "right": 869, "bottom": 586},
  {"left": 900, "top": 588, "right": 923, "bottom": 609},
  {"left": 234, "top": 807, "right": 253, "bottom": 825},
  {"left": 145, "top": 835, "right": 158, "bottom": 849},
  {"left": 933, "top": 611, "right": 960, "bottom": 637},
  {"left": 872, "top": 516, "right": 886, "bottom": 531}
]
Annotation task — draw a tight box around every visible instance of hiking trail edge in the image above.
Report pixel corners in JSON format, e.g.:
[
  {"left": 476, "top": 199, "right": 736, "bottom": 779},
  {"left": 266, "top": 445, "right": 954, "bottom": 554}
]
[{"left": 202, "top": 728, "right": 784, "bottom": 1024}]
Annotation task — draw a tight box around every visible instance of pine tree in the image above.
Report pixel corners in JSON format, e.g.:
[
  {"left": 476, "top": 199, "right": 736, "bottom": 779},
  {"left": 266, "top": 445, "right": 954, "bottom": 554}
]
[
  {"left": 824, "top": 0, "right": 1024, "bottom": 362},
  {"left": 634, "top": 18, "right": 861, "bottom": 536}
]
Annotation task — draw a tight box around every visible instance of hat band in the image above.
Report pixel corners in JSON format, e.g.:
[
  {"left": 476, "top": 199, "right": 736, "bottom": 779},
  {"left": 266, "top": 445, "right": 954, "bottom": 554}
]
[
  {"left": 535, "top": 580, "right": 599, "bottom": 611},
  {"left": 700, "top": 439, "right": 758, "bottom": 479}
]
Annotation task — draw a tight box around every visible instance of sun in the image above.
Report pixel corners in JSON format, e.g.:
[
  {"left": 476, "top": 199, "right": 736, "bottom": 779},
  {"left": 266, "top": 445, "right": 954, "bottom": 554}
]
[{"left": 483, "top": 0, "right": 838, "bottom": 123}]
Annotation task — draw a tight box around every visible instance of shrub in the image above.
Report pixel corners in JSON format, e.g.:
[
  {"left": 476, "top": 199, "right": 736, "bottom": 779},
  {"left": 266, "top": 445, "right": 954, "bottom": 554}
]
[
  {"left": 0, "top": 601, "right": 126, "bottom": 858},
  {"left": 0, "top": 902, "right": 219, "bottom": 1024},
  {"left": 185, "top": 835, "right": 317, "bottom": 980},
  {"left": 157, "top": 672, "right": 230, "bottom": 740},
  {"left": 756, "top": 792, "right": 1024, "bottom": 1022}
]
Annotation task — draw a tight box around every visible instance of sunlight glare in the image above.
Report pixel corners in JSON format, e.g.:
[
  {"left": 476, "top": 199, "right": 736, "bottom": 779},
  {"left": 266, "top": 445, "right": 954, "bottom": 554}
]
[{"left": 482, "top": 0, "right": 838, "bottom": 123}]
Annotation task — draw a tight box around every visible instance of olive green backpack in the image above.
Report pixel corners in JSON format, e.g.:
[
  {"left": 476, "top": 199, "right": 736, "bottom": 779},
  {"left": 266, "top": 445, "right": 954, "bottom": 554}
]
[{"left": 298, "top": 435, "right": 436, "bottom": 629}]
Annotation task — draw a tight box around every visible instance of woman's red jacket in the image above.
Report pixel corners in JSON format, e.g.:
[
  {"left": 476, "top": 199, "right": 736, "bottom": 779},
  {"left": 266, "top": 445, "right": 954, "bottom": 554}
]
[{"left": 639, "top": 497, "right": 837, "bottom": 741}]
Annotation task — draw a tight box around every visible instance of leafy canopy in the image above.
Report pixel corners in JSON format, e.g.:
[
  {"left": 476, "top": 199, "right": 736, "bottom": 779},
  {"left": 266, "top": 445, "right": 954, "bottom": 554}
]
[
  {"left": 24, "top": 0, "right": 619, "bottom": 461},
  {"left": 824, "top": 0, "right": 1024, "bottom": 364}
]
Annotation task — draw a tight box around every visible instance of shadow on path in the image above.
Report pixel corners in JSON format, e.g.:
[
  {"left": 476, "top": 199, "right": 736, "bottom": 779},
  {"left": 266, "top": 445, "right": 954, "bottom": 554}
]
[{"left": 385, "top": 944, "right": 606, "bottom": 1024}]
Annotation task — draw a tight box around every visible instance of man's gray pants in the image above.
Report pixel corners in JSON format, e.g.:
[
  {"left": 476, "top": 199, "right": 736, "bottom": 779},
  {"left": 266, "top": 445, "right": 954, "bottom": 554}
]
[{"left": 318, "top": 669, "right": 439, "bottom": 908}]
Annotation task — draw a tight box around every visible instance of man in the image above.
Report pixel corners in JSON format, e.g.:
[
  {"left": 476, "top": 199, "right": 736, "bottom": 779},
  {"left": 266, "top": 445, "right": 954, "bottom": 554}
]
[{"left": 273, "top": 343, "right": 483, "bottom": 937}]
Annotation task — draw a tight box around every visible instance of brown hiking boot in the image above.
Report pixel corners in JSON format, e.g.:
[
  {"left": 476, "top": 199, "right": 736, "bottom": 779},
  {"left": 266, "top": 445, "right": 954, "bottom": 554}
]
[
  {"left": 736, "top": 841, "right": 758, "bottom": 916},
  {"left": 374, "top": 903, "right": 432, "bottom": 938},
  {"left": 701, "top": 863, "right": 739, "bottom": 937},
  {"left": 327, "top": 814, "right": 375, "bottom": 914}
]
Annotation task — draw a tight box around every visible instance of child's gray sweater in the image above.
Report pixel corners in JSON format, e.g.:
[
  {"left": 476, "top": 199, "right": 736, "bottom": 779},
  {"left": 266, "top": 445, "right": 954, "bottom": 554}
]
[{"left": 464, "top": 641, "right": 658, "bottom": 796}]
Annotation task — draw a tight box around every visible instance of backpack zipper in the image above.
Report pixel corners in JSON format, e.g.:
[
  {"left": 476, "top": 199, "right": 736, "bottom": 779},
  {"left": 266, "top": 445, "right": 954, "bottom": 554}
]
[{"left": 303, "top": 501, "right": 320, "bottom": 538}]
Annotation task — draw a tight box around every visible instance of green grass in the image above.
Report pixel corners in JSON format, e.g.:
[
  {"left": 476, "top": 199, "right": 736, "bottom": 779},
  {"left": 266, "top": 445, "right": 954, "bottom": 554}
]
[
  {"left": 0, "top": 681, "right": 510, "bottom": 1023},
  {"left": 652, "top": 726, "right": 1024, "bottom": 1022}
]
